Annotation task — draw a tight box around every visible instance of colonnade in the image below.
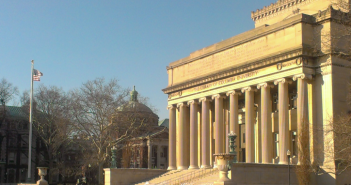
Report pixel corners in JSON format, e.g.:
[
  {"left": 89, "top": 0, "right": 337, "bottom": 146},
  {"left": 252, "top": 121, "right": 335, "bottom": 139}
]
[{"left": 167, "top": 74, "right": 311, "bottom": 170}]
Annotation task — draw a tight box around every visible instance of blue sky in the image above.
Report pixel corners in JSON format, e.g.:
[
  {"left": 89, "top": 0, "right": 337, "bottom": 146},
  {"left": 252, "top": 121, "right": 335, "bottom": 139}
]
[{"left": 0, "top": 0, "right": 274, "bottom": 120}]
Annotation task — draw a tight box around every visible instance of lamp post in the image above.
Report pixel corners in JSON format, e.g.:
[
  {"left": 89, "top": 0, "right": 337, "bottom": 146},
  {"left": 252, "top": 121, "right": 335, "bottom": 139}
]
[
  {"left": 228, "top": 131, "right": 237, "bottom": 171},
  {"left": 287, "top": 150, "right": 291, "bottom": 185},
  {"left": 111, "top": 146, "right": 117, "bottom": 168}
]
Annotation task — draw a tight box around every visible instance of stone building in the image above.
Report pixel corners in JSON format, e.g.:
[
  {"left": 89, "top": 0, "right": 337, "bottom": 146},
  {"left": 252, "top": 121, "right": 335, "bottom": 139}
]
[
  {"left": 115, "top": 87, "right": 169, "bottom": 169},
  {"left": 0, "top": 105, "right": 38, "bottom": 183},
  {"left": 162, "top": 0, "right": 351, "bottom": 184}
]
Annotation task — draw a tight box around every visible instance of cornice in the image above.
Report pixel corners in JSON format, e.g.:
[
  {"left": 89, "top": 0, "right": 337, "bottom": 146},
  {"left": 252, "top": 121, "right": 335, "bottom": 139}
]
[
  {"left": 163, "top": 48, "right": 306, "bottom": 94},
  {"left": 166, "top": 14, "right": 314, "bottom": 70}
]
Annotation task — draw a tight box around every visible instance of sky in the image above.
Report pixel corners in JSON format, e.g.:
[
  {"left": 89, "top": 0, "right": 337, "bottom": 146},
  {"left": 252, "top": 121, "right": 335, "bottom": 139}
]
[{"left": 0, "top": 0, "right": 275, "bottom": 120}]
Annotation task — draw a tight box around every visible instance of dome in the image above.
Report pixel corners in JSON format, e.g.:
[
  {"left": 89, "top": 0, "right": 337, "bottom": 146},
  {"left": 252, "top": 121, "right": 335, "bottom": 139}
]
[
  {"left": 116, "top": 86, "right": 158, "bottom": 127},
  {"left": 117, "top": 86, "right": 156, "bottom": 115}
]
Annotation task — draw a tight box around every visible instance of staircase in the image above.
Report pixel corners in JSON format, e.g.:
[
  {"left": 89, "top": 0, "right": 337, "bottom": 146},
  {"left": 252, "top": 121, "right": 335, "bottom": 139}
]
[{"left": 134, "top": 168, "right": 218, "bottom": 185}]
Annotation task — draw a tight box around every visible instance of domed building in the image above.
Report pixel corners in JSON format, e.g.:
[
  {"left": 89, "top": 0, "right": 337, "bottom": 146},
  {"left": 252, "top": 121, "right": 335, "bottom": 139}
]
[{"left": 114, "top": 87, "right": 169, "bottom": 169}]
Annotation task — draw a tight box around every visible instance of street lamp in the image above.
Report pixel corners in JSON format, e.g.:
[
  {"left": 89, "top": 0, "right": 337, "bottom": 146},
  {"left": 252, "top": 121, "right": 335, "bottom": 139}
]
[
  {"left": 111, "top": 146, "right": 117, "bottom": 168},
  {"left": 287, "top": 150, "right": 291, "bottom": 185}
]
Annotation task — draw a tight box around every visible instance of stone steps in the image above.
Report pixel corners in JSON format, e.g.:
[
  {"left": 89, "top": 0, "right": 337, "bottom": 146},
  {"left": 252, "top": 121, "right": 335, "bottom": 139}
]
[{"left": 135, "top": 168, "right": 218, "bottom": 185}]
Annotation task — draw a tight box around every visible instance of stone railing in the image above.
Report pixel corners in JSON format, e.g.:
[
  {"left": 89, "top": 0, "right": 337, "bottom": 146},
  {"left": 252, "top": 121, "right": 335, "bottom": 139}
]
[{"left": 251, "top": 0, "right": 312, "bottom": 21}]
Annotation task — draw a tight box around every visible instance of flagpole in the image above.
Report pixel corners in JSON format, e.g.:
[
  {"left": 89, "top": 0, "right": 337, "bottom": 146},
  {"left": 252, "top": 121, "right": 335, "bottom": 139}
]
[{"left": 27, "top": 60, "right": 34, "bottom": 182}]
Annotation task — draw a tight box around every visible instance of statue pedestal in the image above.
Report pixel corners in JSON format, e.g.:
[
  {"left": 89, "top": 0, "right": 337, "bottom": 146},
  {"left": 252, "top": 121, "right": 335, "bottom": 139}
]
[
  {"left": 213, "top": 153, "right": 235, "bottom": 184},
  {"left": 36, "top": 167, "right": 48, "bottom": 185}
]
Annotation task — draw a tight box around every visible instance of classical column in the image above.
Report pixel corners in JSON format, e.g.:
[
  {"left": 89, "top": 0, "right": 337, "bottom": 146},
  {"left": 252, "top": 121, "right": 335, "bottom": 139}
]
[
  {"left": 274, "top": 78, "right": 291, "bottom": 164},
  {"left": 226, "top": 91, "right": 240, "bottom": 156},
  {"left": 257, "top": 83, "right": 273, "bottom": 164},
  {"left": 212, "top": 94, "right": 225, "bottom": 155},
  {"left": 167, "top": 105, "right": 177, "bottom": 170},
  {"left": 293, "top": 73, "right": 312, "bottom": 164},
  {"left": 241, "top": 87, "right": 256, "bottom": 163},
  {"left": 188, "top": 100, "right": 199, "bottom": 169},
  {"left": 177, "top": 102, "right": 188, "bottom": 170},
  {"left": 200, "top": 97, "right": 211, "bottom": 169}
]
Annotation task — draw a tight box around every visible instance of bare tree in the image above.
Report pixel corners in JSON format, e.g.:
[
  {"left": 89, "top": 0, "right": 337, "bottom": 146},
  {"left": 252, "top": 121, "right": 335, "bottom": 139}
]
[
  {"left": 0, "top": 78, "right": 18, "bottom": 105},
  {"left": 21, "top": 85, "right": 74, "bottom": 183},
  {"left": 69, "top": 78, "right": 130, "bottom": 184},
  {"left": 296, "top": 119, "right": 313, "bottom": 185},
  {"left": 0, "top": 78, "right": 19, "bottom": 125}
]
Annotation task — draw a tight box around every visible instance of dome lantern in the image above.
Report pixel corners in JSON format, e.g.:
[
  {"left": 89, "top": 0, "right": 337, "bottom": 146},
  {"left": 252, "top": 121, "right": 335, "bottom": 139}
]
[{"left": 130, "top": 86, "right": 138, "bottom": 102}]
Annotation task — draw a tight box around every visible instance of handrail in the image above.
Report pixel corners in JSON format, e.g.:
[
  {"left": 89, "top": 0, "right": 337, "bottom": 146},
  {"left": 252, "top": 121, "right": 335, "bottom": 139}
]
[{"left": 155, "top": 168, "right": 218, "bottom": 185}]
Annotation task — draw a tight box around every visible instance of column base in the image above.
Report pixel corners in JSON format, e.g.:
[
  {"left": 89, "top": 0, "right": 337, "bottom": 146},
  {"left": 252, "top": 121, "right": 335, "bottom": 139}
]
[
  {"left": 201, "top": 165, "right": 212, "bottom": 169},
  {"left": 177, "top": 166, "right": 188, "bottom": 170},
  {"left": 188, "top": 165, "right": 199, "bottom": 169},
  {"left": 167, "top": 166, "right": 177, "bottom": 170}
]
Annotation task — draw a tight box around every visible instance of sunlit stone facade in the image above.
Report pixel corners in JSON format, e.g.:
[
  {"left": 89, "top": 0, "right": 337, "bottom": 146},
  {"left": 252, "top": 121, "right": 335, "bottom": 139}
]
[{"left": 162, "top": 0, "right": 351, "bottom": 184}]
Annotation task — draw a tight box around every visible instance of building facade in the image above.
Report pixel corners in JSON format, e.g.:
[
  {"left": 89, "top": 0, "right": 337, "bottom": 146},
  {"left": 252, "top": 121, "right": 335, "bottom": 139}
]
[
  {"left": 115, "top": 87, "right": 169, "bottom": 170},
  {"left": 163, "top": 0, "right": 351, "bottom": 184}
]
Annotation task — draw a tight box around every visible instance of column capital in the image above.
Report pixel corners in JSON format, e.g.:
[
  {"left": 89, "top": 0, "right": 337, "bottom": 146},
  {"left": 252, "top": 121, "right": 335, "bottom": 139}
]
[
  {"left": 177, "top": 102, "right": 187, "bottom": 108},
  {"left": 187, "top": 100, "right": 199, "bottom": 106},
  {"left": 257, "top": 83, "right": 274, "bottom": 89},
  {"left": 292, "top": 73, "right": 313, "bottom": 81},
  {"left": 241, "top": 86, "right": 257, "bottom": 93},
  {"left": 199, "top": 97, "right": 211, "bottom": 102},
  {"left": 167, "top": 104, "right": 176, "bottom": 110},
  {"left": 226, "top": 90, "right": 241, "bottom": 96},
  {"left": 211, "top": 94, "right": 226, "bottom": 100},
  {"left": 273, "top": 78, "right": 292, "bottom": 85}
]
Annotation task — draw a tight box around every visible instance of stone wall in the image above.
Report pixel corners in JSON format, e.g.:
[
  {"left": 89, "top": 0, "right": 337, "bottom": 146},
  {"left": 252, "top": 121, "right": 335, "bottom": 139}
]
[{"left": 231, "top": 163, "right": 298, "bottom": 185}]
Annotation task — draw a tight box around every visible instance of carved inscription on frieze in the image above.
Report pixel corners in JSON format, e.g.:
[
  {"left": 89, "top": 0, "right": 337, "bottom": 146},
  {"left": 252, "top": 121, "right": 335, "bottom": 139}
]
[{"left": 168, "top": 70, "right": 259, "bottom": 100}]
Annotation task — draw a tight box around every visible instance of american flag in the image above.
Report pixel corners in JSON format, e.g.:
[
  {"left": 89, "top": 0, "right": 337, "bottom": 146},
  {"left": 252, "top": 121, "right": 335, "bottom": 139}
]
[{"left": 33, "top": 69, "right": 43, "bottom": 81}]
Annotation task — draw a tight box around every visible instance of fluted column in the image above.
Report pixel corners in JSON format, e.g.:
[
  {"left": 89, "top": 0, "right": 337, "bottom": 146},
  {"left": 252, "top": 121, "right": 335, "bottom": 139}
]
[
  {"left": 293, "top": 73, "right": 312, "bottom": 164},
  {"left": 226, "top": 91, "right": 241, "bottom": 156},
  {"left": 200, "top": 97, "right": 211, "bottom": 169},
  {"left": 257, "top": 83, "right": 273, "bottom": 164},
  {"left": 188, "top": 100, "right": 199, "bottom": 169},
  {"left": 274, "top": 78, "right": 291, "bottom": 164},
  {"left": 212, "top": 94, "right": 225, "bottom": 155},
  {"left": 167, "top": 105, "right": 177, "bottom": 170},
  {"left": 241, "top": 87, "right": 256, "bottom": 163},
  {"left": 177, "top": 102, "right": 188, "bottom": 170}
]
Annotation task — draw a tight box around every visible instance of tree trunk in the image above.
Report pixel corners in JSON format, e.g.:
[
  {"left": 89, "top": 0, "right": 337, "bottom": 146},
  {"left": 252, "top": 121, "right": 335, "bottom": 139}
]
[{"left": 98, "top": 162, "right": 104, "bottom": 185}]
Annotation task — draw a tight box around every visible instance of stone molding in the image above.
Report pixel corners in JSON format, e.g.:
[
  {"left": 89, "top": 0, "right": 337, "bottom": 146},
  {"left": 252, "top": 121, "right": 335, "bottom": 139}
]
[
  {"left": 292, "top": 73, "right": 312, "bottom": 81},
  {"left": 241, "top": 86, "right": 257, "bottom": 93},
  {"left": 274, "top": 78, "right": 293, "bottom": 85},
  {"left": 257, "top": 83, "right": 274, "bottom": 89}
]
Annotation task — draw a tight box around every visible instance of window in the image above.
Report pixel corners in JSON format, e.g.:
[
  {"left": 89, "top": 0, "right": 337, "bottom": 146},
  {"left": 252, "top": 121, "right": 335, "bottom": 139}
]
[
  {"left": 7, "top": 169, "right": 16, "bottom": 183},
  {"left": 9, "top": 137, "right": 16, "bottom": 147},
  {"left": 20, "top": 153, "right": 27, "bottom": 165},
  {"left": 8, "top": 152, "right": 15, "bottom": 164},
  {"left": 20, "top": 169, "right": 27, "bottom": 182}
]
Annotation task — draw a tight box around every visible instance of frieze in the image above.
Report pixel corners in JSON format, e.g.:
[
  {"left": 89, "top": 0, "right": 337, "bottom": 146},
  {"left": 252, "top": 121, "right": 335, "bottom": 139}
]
[{"left": 163, "top": 48, "right": 304, "bottom": 94}]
